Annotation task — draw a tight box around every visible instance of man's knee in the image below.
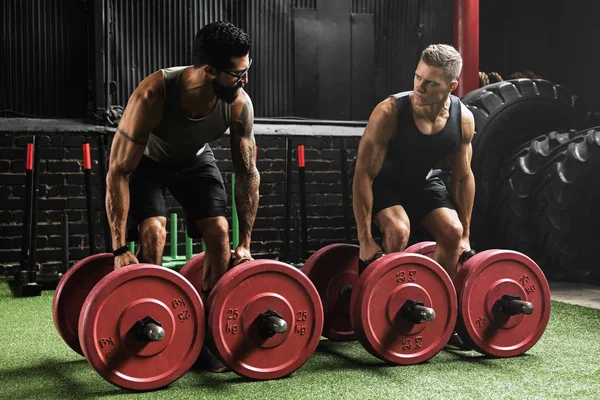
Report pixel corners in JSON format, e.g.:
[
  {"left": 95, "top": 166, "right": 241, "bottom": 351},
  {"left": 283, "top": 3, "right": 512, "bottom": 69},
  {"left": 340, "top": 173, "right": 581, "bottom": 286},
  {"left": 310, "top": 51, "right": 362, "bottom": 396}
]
[
  {"left": 139, "top": 218, "right": 167, "bottom": 246},
  {"left": 137, "top": 218, "right": 166, "bottom": 264},
  {"left": 382, "top": 221, "right": 410, "bottom": 252},
  {"left": 201, "top": 217, "right": 229, "bottom": 244},
  {"left": 437, "top": 222, "right": 463, "bottom": 248}
]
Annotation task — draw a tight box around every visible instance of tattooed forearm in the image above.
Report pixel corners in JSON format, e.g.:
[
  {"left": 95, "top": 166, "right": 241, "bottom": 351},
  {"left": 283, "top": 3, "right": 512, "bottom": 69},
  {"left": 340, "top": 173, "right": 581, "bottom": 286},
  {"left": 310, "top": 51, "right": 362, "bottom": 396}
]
[
  {"left": 235, "top": 167, "right": 260, "bottom": 248},
  {"left": 231, "top": 98, "right": 260, "bottom": 248},
  {"left": 117, "top": 127, "right": 148, "bottom": 146}
]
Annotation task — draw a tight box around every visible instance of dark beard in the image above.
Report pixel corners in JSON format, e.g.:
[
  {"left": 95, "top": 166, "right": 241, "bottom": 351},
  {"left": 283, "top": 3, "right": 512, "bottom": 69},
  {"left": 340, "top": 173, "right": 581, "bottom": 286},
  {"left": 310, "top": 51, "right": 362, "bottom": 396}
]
[{"left": 212, "top": 79, "right": 242, "bottom": 104}]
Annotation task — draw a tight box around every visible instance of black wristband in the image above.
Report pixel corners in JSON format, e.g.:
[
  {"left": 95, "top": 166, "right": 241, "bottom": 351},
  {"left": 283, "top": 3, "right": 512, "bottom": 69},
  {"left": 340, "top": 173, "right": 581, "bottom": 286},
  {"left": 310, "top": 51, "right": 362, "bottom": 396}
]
[{"left": 112, "top": 245, "right": 130, "bottom": 257}]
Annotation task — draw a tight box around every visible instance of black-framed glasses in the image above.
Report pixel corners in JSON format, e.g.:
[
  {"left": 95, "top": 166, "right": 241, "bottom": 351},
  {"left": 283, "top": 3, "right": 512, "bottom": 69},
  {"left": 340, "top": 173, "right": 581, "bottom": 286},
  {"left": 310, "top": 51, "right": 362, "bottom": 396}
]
[{"left": 222, "top": 58, "right": 253, "bottom": 82}]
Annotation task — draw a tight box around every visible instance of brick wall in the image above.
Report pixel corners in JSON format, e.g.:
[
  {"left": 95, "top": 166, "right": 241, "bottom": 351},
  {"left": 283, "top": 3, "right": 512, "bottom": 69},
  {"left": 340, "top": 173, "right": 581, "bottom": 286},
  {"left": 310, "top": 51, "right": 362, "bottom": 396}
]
[
  {"left": 0, "top": 120, "right": 365, "bottom": 275},
  {"left": 0, "top": 132, "right": 104, "bottom": 275}
]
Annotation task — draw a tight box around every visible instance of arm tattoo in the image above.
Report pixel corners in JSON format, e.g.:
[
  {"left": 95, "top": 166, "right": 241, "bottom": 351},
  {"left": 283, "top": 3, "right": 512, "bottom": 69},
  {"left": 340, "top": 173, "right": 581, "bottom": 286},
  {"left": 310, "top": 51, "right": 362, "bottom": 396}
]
[
  {"left": 238, "top": 102, "right": 254, "bottom": 168},
  {"left": 231, "top": 99, "right": 260, "bottom": 248},
  {"left": 117, "top": 127, "right": 148, "bottom": 146}
]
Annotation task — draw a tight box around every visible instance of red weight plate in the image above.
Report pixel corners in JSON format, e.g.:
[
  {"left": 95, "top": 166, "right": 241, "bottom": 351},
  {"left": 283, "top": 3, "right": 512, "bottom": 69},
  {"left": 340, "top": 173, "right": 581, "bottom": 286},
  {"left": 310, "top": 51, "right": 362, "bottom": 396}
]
[
  {"left": 301, "top": 243, "right": 359, "bottom": 341},
  {"left": 179, "top": 251, "right": 236, "bottom": 296},
  {"left": 404, "top": 241, "right": 436, "bottom": 259},
  {"left": 178, "top": 252, "right": 206, "bottom": 293},
  {"left": 405, "top": 241, "right": 471, "bottom": 274},
  {"left": 454, "top": 250, "right": 551, "bottom": 357},
  {"left": 207, "top": 260, "right": 324, "bottom": 380},
  {"left": 78, "top": 264, "right": 205, "bottom": 391},
  {"left": 52, "top": 253, "right": 115, "bottom": 356},
  {"left": 350, "top": 253, "right": 457, "bottom": 365}
]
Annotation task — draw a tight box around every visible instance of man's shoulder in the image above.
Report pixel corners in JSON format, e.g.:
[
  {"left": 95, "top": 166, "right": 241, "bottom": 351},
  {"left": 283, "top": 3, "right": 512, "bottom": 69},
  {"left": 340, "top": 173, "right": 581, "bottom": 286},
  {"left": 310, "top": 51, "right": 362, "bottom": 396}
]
[
  {"left": 376, "top": 92, "right": 411, "bottom": 119},
  {"left": 132, "top": 71, "right": 166, "bottom": 105},
  {"left": 457, "top": 100, "right": 474, "bottom": 124},
  {"left": 138, "top": 66, "right": 191, "bottom": 104},
  {"left": 385, "top": 91, "right": 414, "bottom": 115},
  {"left": 230, "top": 88, "right": 253, "bottom": 114},
  {"left": 372, "top": 97, "right": 396, "bottom": 119},
  {"left": 233, "top": 88, "right": 252, "bottom": 104}
]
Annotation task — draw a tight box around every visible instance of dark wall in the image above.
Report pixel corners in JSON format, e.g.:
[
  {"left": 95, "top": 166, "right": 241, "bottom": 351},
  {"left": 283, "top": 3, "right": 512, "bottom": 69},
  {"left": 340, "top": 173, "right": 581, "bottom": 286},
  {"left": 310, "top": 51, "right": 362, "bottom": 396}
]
[
  {"left": 5, "top": 0, "right": 600, "bottom": 119},
  {"left": 479, "top": 0, "right": 561, "bottom": 82},
  {"left": 560, "top": 2, "right": 600, "bottom": 112},
  {"left": 0, "top": 132, "right": 105, "bottom": 274},
  {"left": 0, "top": 0, "right": 90, "bottom": 118},
  {"left": 2, "top": 0, "right": 453, "bottom": 120},
  {"left": 479, "top": 0, "right": 600, "bottom": 111},
  {"left": 0, "top": 127, "right": 361, "bottom": 274},
  {"left": 109, "top": 0, "right": 453, "bottom": 120}
]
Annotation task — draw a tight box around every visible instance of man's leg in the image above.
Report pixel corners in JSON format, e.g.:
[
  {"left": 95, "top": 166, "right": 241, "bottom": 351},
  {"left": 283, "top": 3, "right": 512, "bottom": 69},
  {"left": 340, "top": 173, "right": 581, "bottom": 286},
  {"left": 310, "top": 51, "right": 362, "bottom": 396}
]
[
  {"left": 167, "top": 157, "right": 229, "bottom": 293},
  {"left": 166, "top": 157, "right": 231, "bottom": 373},
  {"left": 194, "top": 216, "right": 231, "bottom": 293},
  {"left": 192, "top": 218, "right": 230, "bottom": 374},
  {"left": 422, "top": 208, "right": 470, "bottom": 350},
  {"left": 413, "top": 177, "right": 463, "bottom": 280},
  {"left": 422, "top": 208, "right": 463, "bottom": 279},
  {"left": 417, "top": 179, "right": 468, "bottom": 350},
  {"left": 405, "top": 177, "right": 468, "bottom": 350},
  {"left": 374, "top": 205, "right": 411, "bottom": 253},
  {"left": 127, "top": 155, "right": 169, "bottom": 265},
  {"left": 136, "top": 217, "right": 167, "bottom": 265}
]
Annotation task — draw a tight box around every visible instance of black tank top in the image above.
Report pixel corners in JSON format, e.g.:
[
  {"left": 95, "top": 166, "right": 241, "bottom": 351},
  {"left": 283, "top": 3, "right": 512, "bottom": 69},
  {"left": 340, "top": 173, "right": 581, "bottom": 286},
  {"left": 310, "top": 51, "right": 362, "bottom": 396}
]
[{"left": 377, "top": 91, "right": 462, "bottom": 184}]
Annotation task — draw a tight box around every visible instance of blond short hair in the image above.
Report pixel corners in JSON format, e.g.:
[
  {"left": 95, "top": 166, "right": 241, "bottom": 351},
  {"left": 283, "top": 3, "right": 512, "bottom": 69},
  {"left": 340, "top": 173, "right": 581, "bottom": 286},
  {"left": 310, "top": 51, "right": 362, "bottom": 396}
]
[{"left": 421, "top": 44, "right": 463, "bottom": 83}]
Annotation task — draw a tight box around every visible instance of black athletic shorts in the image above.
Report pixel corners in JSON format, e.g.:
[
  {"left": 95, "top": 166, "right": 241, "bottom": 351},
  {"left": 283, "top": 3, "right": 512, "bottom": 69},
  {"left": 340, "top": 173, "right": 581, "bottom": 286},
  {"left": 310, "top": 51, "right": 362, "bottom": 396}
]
[
  {"left": 126, "top": 147, "right": 227, "bottom": 241},
  {"left": 371, "top": 174, "right": 456, "bottom": 224}
]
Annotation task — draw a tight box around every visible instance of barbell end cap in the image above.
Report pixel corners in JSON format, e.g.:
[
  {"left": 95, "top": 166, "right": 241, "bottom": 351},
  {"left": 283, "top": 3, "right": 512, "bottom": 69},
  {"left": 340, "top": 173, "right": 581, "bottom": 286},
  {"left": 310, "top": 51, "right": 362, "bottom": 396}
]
[
  {"left": 519, "top": 301, "right": 535, "bottom": 315},
  {"left": 266, "top": 316, "right": 288, "bottom": 334},
  {"left": 401, "top": 300, "right": 436, "bottom": 324},
  {"left": 143, "top": 323, "right": 165, "bottom": 341},
  {"left": 497, "top": 295, "right": 535, "bottom": 316},
  {"left": 414, "top": 305, "right": 436, "bottom": 322}
]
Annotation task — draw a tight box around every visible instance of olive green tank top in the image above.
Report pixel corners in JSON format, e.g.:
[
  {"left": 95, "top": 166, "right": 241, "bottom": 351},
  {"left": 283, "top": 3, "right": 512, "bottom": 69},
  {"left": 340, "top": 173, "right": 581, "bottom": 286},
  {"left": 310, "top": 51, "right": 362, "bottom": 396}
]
[{"left": 144, "top": 66, "right": 231, "bottom": 164}]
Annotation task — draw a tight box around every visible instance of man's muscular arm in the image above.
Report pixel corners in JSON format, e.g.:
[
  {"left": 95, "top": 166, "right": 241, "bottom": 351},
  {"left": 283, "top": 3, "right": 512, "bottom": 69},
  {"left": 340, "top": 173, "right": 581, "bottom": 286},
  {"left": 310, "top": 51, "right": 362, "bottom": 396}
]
[
  {"left": 230, "top": 89, "right": 259, "bottom": 258},
  {"left": 448, "top": 104, "right": 476, "bottom": 243},
  {"left": 353, "top": 98, "right": 396, "bottom": 261},
  {"left": 106, "top": 72, "right": 164, "bottom": 266}
]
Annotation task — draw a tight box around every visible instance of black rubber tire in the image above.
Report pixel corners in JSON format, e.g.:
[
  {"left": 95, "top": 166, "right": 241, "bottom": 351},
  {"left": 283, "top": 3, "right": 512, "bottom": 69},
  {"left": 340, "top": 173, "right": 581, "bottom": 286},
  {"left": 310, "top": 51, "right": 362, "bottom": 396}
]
[
  {"left": 492, "top": 129, "right": 583, "bottom": 254},
  {"left": 532, "top": 128, "right": 600, "bottom": 283},
  {"left": 460, "top": 78, "right": 592, "bottom": 244}
]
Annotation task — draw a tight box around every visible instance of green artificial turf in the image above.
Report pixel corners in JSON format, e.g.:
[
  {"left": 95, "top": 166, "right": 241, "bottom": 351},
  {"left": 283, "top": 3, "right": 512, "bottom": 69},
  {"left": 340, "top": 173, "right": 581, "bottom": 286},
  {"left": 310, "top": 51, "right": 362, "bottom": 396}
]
[{"left": 0, "top": 278, "right": 598, "bottom": 400}]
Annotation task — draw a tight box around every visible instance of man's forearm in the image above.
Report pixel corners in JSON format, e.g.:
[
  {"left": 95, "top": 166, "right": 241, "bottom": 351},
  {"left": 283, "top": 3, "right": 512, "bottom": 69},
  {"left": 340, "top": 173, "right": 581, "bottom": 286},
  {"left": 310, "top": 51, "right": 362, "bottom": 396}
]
[
  {"left": 353, "top": 176, "right": 375, "bottom": 243},
  {"left": 450, "top": 172, "right": 475, "bottom": 238},
  {"left": 235, "top": 167, "right": 260, "bottom": 248},
  {"left": 106, "top": 172, "right": 131, "bottom": 250}
]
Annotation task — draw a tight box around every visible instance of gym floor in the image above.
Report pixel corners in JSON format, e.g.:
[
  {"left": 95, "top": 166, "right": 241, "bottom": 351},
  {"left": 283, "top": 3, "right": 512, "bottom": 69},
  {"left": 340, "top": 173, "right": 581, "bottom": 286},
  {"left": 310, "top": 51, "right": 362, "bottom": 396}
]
[
  {"left": 0, "top": 278, "right": 598, "bottom": 400},
  {"left": 548, "top": 282, "right": 600, "bottom": 310}
]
